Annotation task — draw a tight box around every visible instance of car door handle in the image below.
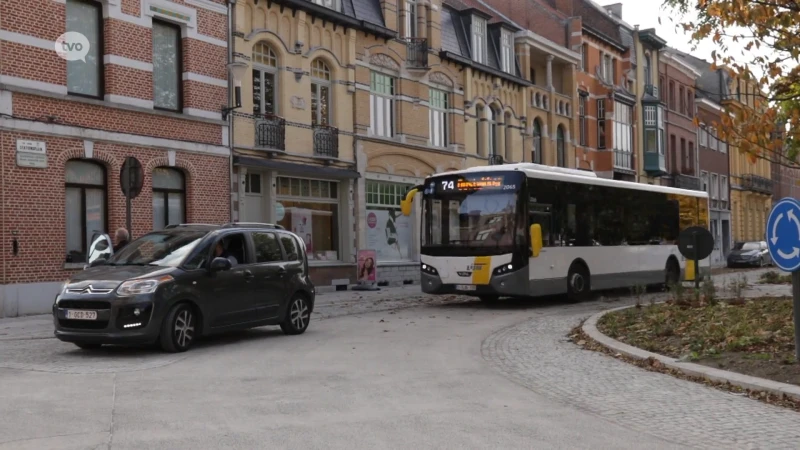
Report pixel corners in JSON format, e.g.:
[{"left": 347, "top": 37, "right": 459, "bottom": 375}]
[{"left": 277, "top": 268, "right": 287, "bottom": 278}]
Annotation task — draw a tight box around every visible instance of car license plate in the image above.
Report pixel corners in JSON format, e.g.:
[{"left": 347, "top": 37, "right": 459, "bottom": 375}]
[
  {"left": 65, "top": 310, "right": 98, "bottom": 320},
  {"left": 456, "top": 284, "right": 476, "bottom": 291}
]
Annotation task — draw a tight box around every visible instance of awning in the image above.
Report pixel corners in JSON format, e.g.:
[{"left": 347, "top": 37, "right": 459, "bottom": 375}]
[{"left": 234, "top": 156, "right": 360, "bottom": 179}]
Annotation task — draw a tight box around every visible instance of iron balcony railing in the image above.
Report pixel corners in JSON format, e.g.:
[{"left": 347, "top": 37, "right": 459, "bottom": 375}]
[
  {"left": 313, "top": 124, "right": 339, "bottom": 158},
  {"left": 673, "top": 173, "right": 702, "bottom": 191},
  {"left": 613, "top": 150, "right": 633, "bottom": 170},
  {"left": 406, "top": 38, "right": 429, "bottom": 69},
  {"left": 489, "top": 154, "right": 504, "bottom": 165},
  {"left": 255, "top": 114, "right": 286, "bottom": 150},
  {"left": 741, "top": 174, "right": 773, "bottom": 194}
]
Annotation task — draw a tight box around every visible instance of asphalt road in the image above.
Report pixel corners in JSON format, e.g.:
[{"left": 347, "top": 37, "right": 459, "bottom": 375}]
[{"left": 0, "top": 268, "right": 796, "bottom": 449}]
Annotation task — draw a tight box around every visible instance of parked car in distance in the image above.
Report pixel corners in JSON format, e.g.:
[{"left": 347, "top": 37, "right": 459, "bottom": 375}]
[
  {"left": 727, "top": 241, "right": 772, "bottom": 268},
  {"left": 53, "top": 223, "right": 315, "bottom": 352}
]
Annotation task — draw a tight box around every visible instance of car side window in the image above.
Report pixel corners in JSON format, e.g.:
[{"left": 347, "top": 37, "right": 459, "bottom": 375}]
[
  {"left": 252, "top": 232, "right": 283, "bottom": 263},
  {"left": 184, "top": 241, "right": 213, "bottom": 270},
  {"left": 280, "top": 235, "right": 299, "bottom": 261}
]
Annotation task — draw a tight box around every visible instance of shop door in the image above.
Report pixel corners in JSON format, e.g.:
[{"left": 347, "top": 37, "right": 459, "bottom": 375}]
[{"left": 243, "top": 172, "right": 264, "bottom": 222}]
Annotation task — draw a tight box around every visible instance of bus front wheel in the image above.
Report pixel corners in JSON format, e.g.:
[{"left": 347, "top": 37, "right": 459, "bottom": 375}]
[{"left": 566, "top": 264, "right": 591, "bottom": 303}]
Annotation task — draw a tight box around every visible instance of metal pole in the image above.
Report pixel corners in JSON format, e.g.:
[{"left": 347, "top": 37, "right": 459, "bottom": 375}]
[
  {"left": 126, "top": 162, "right": 132, "bottom": 238},
  {"left": 793, "top": 271, "right": 800, "bottom": 362},
  {"left": 693, "top": 231, "right": 700, "bottom": 289}
]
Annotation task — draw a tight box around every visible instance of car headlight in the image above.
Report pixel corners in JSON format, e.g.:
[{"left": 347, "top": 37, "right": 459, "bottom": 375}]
[
  {"left": 59, "top": 279, "right": 70, "bottom": 294},
  {"left": 117, "top": 275, "right": 174, "bottom": 296}
]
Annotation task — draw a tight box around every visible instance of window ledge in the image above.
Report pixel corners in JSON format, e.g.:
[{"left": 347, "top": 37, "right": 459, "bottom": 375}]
[
  {"left": 63, "top": 263, "right": 86, "bottom": 270},
  {"left": 3, "top": 85, "right": 227, "bottom": 126}
]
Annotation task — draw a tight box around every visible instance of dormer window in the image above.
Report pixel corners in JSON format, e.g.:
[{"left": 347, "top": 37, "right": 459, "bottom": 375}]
[
  {"left": 312, "top": 0, "right": 339, "bottom": 11},
  {"left": 471, "top": 16, "right": 487, "bottom": 64},
  {"left": 500, "top": 29, "right": 514, "bottom": 74}
]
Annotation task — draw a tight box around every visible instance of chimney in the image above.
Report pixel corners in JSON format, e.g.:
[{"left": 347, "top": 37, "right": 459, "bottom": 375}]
[
  {"left": 555, "top": 0, "right": 572, "bottom": 16},
  {"left": 605, "top": 3, "right": 622, "bottom": 19}
]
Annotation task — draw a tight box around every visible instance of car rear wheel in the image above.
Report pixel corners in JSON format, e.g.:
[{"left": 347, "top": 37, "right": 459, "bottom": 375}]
[
  {"left": 160, "top": 303, "right": 196, "bottom": 353},
  {"left": 74, "top": 342, "right": 102, "bottom": 350},
  {"left": 280, "top": 295, "right": 310, "bottom": 335}
]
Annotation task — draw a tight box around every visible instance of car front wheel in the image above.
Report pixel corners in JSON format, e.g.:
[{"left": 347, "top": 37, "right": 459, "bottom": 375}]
[
  {"left": 74, "top": 342, "right": 102, "bottom": 350},
  {"left": 160, "top": 303, "right": 196, "bottom": 353},
  {"left": 281, "top": 295, "right": 310, "bottom": 335}
]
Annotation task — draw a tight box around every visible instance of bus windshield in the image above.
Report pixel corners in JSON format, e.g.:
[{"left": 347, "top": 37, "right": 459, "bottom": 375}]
[{"left": 422, "top": 172, "right": 525, "bottom": 256}]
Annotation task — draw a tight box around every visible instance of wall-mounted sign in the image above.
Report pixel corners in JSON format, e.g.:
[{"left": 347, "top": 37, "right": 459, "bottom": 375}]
[
  {"left": 290, "top": 96, "right": 306, "bottom": 110},
  {"left": 16, "top": 140, "right": 47, "bottom": 168}
]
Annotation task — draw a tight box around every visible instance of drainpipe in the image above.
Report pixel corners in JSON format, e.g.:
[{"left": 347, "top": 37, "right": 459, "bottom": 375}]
[{"left": 227, "top": 0, "right": 236, "bottom": 222}]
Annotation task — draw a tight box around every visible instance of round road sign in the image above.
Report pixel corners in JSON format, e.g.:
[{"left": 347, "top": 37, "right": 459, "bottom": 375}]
[
  {"left": 678, "top": 226, "right": 714, "bottom": 261},
  {"left": 119, "top": 156, "right": 144, "bottom": 199}
]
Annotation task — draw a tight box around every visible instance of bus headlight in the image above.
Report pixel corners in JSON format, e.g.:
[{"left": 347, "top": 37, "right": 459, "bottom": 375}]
[
  {"left": 493, "top": 263, "right": 516, "bottom": 276},
  {"left": 421, "top": 263, "right": 438, "bottom": 275}
]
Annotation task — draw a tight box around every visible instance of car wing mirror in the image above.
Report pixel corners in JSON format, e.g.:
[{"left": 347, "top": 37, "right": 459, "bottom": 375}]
[
  {"left": 210, "top": 257, "right": 232, "bottom": 272},
  {"left": 87, "top": 233, "right": 113, "bottom": 265}
]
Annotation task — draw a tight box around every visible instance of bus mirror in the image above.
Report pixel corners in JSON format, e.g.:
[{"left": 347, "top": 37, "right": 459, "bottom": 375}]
[
  {"left": 530, "top": 224, "right": 542, "bottom": 257},
  {"left": 400, "top": 188, "right": 419, "bottom": 216}
]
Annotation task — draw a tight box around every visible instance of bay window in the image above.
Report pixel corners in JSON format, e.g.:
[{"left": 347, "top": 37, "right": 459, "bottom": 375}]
[{"left": 613, "top": 101, "right": 632, "bottom": 154}]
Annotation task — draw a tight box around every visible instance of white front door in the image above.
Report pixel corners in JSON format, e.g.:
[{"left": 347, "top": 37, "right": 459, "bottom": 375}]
[{"left": 243, "top": 172, "right": 264, "bottom": 222}]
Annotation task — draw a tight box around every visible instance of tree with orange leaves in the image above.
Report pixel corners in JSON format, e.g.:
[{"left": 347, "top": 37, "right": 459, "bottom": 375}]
[{"left": 662, "top": 0, "right": 800, "bottom": 168}]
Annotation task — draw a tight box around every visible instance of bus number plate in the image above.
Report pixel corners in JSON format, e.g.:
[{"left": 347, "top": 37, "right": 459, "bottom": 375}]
[{"left": 456, "top": 284, "right": 476, "bottom": 291}]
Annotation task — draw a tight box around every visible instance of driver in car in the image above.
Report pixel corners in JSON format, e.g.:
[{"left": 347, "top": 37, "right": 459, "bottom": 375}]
[{"left": 215, "top": 241, "right": 238, "bottom": 266}]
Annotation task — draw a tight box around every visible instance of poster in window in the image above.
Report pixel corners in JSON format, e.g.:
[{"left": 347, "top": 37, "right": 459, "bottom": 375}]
[
  {"left": 357, "top": 249, "right": 377, "bottom": 283},
  {"left": 291, "top": 208, "right": 313, "bottom": 254},
  {"left": 366, "top": 208, "right": 411, "bottom": 261}
]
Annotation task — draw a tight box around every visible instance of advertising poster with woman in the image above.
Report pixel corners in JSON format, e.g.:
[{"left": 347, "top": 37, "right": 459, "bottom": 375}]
[
  {"left": 366, "top": 208, "right": 411, "bottom": 261},
  {"left": 357, "top": 249, "right": 377, "bottom": 283}
]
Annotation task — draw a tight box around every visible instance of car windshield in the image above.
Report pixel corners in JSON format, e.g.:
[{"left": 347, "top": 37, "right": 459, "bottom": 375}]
[
  {"left": 733, "top": 242, "right": 760, "bottom": 251},
  {"left": 108, "top": 232, "right": 207, "bottom": 267}
]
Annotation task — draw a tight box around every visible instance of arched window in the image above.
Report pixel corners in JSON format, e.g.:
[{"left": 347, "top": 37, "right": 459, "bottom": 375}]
[
  {"left": 487, "top": 106, "right": 499, "bottom": 156},
  {"left": 311, "top": 59, "right": 331, "bottom": 127},
  {"left": 532, "top": 119, "right": 542, "bottom": 163},
  {"left": 152, "top": 168, "right": 186, "bottom": 230},
  {"left": 556, "top": 125, "right": 566, "bottom": 167},
  {"left": 476, "top": 104, "right": 485, "bottom": 156},
  {"left": 65, "top": 160, "right": 106, "bottom": 263},
  {"left": 252, "top": 42, "right": 278, "bottom": 116}
]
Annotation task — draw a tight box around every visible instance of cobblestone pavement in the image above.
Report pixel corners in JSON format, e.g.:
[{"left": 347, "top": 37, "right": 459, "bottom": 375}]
[
  {"left": 481, "top": 268, "right": 800, "bottom": 450},
  {"left": 0, "top": 285, "right": 466, "bottom": 374}
]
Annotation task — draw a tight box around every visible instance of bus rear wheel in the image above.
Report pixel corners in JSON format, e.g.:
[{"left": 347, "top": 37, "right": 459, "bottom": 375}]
[{"left": 566, "top": 264, "right": 591, "bottom": 303}]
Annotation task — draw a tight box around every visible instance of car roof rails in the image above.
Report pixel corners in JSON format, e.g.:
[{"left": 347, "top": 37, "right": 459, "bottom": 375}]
[
  {"left": 165, "top": 223, "right": 220, "bottom": 229},
  {"left": 222, "top": 222, "right": 285, "bottom": 230}
]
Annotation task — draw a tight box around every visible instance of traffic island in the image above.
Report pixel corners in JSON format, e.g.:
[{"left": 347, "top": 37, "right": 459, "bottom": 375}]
[{"left": 573, "top": 297, "right": 800, "bottom": 411}]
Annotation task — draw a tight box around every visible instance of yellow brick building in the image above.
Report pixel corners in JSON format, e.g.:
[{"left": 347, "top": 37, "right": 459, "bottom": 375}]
[{"left": 724, "top": 77, "right": 773, "bottom": 242}]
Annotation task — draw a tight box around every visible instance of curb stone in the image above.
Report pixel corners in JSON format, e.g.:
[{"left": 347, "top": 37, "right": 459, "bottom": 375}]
[{"left": 582, "top": 304, "right": 800, "bottom": 403}]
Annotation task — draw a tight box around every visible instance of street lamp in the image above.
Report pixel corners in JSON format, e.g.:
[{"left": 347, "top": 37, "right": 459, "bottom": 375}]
[{"left": 222, "top": 61, "right": 248, "bottom": 120}]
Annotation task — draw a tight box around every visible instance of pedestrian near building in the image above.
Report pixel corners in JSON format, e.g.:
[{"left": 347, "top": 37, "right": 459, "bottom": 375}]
[{"left": 113, "top": 228, "right": 130, "bottom": 253}]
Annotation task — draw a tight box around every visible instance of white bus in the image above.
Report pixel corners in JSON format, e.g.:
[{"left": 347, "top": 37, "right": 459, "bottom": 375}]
[{"left": 400, "top": 163, "right": 710, "bottom": 302}]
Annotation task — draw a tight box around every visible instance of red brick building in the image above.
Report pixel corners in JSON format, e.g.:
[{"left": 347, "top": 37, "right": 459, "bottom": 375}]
[{"left": 0, "top": 0, "right": 231, "bottom": 317}]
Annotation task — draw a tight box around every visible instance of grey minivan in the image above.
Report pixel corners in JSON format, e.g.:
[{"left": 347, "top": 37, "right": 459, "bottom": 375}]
[{"left": 53, "top": 223, "right": 315, "bottom": 352}]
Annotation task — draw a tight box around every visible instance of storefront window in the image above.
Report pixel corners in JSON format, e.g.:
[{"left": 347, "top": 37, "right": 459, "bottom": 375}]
[
  {"left": 366, "top": 180, "right": 413, "bottom": 262},
  {"left": 276, "top": 176, "right": 339, "bottom": 262}
]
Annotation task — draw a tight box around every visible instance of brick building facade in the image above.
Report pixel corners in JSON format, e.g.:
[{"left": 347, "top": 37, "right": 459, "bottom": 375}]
[{"left": 0, "top": 0, "right": 231, "bottom": 317}]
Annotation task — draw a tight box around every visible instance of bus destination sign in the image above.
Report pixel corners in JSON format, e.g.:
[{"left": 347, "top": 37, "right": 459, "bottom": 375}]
[{"left": 437, "top": 175, "right": 512, "bottom": 192}]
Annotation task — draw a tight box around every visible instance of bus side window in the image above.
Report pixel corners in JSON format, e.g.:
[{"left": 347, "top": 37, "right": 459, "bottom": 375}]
[{"left": 529, "top": 203, "right": 552, "bottom": 247}]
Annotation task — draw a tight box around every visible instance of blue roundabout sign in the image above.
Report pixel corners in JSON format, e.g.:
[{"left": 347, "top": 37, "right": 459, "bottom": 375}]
[{"left": 766, "top": 197, "right": 800, "bottom": 272}]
